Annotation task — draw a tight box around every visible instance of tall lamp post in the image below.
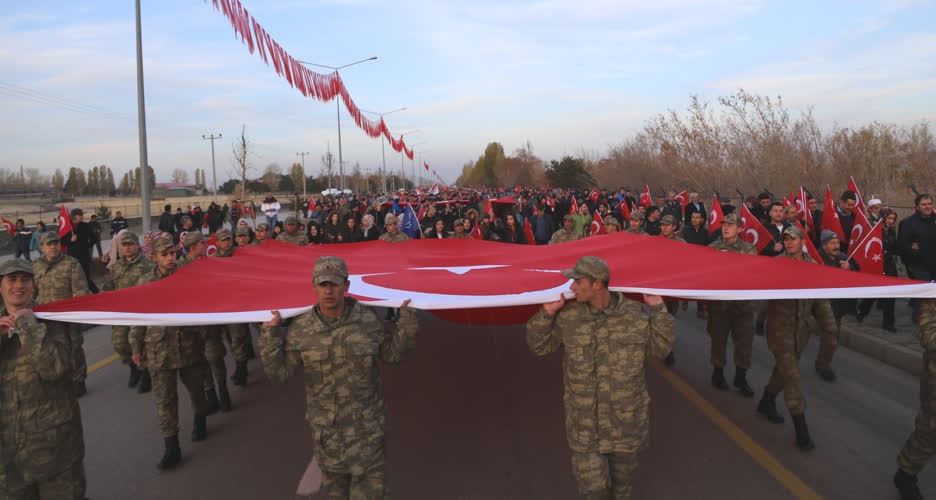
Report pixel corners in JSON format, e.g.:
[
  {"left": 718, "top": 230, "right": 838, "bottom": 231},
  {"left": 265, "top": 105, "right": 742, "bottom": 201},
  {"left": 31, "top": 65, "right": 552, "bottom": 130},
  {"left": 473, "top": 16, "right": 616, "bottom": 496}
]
[
  {"left": 296, "top": 151, "right": 309, "bottom": 199},
  {"left": 203, "top": 133, "right": 222, "bottom": 197},
  {"left": 361, "top": 107, "right": 406, "bottom": 194},
  {"left": 393, "top": 129, "right": 420, "bottom": 191},
  {"left": 297, "top": 57, "right": 377, "bottom": 192}
]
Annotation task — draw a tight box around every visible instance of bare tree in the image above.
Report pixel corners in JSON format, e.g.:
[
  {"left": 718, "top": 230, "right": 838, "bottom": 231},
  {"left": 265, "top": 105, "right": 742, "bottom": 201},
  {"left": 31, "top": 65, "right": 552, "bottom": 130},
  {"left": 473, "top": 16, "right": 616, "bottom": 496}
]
[
  {"left": 231, "top": 124, "right": 254, "bottom": 200},
  {"left": 262, "top": 163, "right": 282, "bottom": 191},
  {"left": 321, "top": 151, "right": 335, "bottom": 189},
  {"left": 51, "top": 168, "right": 65, "bottom": 193},
  {"left": 170, "top": 168, "right": 190, "bottom": 184},
  {"left": 289, "top": 162, "right": 304, "bottom": 193}
]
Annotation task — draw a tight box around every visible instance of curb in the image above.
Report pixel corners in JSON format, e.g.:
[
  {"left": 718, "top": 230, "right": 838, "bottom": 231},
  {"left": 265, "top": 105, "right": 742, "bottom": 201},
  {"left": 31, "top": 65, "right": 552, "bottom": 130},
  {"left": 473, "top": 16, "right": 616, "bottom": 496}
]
[{"left": 839, "top": 326, "right": 921, "bottom": 376}]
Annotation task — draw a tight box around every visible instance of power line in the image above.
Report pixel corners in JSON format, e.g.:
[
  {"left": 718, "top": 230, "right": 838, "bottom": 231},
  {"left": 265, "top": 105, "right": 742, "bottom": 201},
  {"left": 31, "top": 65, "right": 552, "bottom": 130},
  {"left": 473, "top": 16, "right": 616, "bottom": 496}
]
[{"left": 0, "top": 81, "right": 133, "bottom": 121}]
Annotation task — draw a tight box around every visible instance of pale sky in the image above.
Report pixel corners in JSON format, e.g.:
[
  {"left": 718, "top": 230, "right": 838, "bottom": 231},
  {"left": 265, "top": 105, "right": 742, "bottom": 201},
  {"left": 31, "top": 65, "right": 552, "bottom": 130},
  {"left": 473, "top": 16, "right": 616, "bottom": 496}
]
[{"left": 1, "top": 0, "right": 934, "bottom": 187}]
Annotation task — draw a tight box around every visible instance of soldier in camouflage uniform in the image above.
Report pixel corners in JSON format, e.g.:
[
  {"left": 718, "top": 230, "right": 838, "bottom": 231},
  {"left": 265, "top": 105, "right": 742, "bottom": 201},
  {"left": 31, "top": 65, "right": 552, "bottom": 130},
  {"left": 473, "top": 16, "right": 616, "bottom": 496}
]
[
  {"left": 451, "top": 218, "right": 472, "bottom": 239},
  {"left": 659, "top": 215, "right": 686, "bottom": 243},
  {"left": 526, "top": 256, "right": 675, "bottom": 499},
  {"left": 277, "top": 215, "right": 310, "bottom": 245},
  {"left": 757, "top": 226, "right": 838, "bottom": 451},
  {"left": 252, "top": 222, "right": 271, "bottom": 245},
  {"left": 214, "top": 228, "right": 252, "bottom": 388},
  {"left": 195, "top": 229, "right": 235, "bottom": 412},
  {"left": 895, "top": 298, "right": 936, "bottom": 499},
  {"left": 378, "top": 214, "right": 409, "bottom": 243},
  {"left": 102, "top": 231, "right": 156, "bottom": 393},
  {"left": 625, "top": 212, "right": 646, "bottom": 235},
  {"left": 129, "top": 234, "right": 211, "bottom": 470},
  {"left": 32, "top": 231, "right": 91, "bottom": 397},
  {"left": 603, "top": 217, "right": 619, "bottom": 234},
  {"left": 259, "top": 256, "right": 419, "bottom": 499},
  {"left": 549, "top": 215, "right": 583, "bottom": 244},
  {"left": 707, "top": 214, "right": 757, "bottom": 396},
  {"left": 0, "top": 259, "right": 86, "bottom": 499}
]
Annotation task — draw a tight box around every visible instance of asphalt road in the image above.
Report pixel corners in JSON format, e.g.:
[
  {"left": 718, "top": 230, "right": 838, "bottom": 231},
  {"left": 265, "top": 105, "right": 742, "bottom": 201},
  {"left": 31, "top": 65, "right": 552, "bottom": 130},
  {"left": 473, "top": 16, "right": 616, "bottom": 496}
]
[{"left": 75, "top": 307, "right": 930, "bottom": 499}]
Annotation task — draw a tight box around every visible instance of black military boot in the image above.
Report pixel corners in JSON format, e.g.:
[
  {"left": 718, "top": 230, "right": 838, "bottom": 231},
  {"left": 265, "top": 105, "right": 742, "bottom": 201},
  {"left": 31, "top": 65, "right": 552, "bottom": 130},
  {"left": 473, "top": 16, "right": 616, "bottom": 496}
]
[
  {"left": 137, "top": 369, "right": 152, "bottom": 394},
  {"left": 128, "top": 364, "right": 141, "bottom": 388},
  {"left": 734, "top": 368, "right": 755, "bottom": 397},
  {"left": 245, "top": 341, "right": 257, "bottom": 360},
  {"left": 74, "top": 381, "right": 87, "bottom": 398},
  {"left": 711, "top": 367, "right": 729, "bottom": 390},
  {"left": 157, "top": 435, "right": 182, "bottom": 471},
  {"left": 191, "top": 414, "right": 207, "bottom": 442},
  {"left": 757, "top": 390, "right": 785, "bottom": 424},
  {"left": 231, "top": 361, "right": 248, "bottom": 387},
  {"left": 218, "top": 382, "right": 232, "bottom": 413},
  {"left": 894, "top": 469, "right": 923, "bottom": 500},
  {"left": 792, "top": 414, "right": 815, "bottom": 451},
  {"left": 204, "top": 388, "right": 220, "bottom": 416}
]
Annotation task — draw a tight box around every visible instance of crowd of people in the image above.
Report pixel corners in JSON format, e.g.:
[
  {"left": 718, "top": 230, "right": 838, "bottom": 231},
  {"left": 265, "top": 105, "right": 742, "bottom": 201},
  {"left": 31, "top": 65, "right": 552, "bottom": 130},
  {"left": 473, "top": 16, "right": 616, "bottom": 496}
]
[{"left": 1, "top": 183, "right": 934, "bottom": 499}]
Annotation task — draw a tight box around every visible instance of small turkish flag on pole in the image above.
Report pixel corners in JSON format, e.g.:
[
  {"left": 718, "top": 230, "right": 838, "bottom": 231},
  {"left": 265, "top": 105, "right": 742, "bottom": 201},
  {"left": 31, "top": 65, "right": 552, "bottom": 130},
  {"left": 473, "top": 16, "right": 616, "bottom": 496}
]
[
  {"left": 588, "top": 189, "right": 599, "bottom": 205},
  {"left": 849, "top": 220, "right": 884, "bottom": 275},
  {"left": 58, "top": 205, "right": 74, "bottom": 239},
  {"left": 675, "top": 191, "right": 688, "bottom": 209},
  {"left": 616, "top": 196, "right": 631, "bottom": 222},
  {"left": 849, "top": 206, "right": 873, "bottom": 251},
  {"left": 796, "top": 221, "right": 823, "bottom": 263},
  {"left": 739, "top": 204, "right": 772, "bottom": 253},
  {"left": 485, "top": 198, "right": 495, "bottom": 220},
  {"left": 569, "top": 196, "right": 578, "bottom": 215},
  {"left": 590, "top": 210, "right": 605, "bottom": 236},
  {"left": 848, "top": 176, "right": 865, "bottom": 213},
  {"left": 470, "top": 221, "right": 483, "bottom": 240},
  {"left": 524, "top": 218, "right": 536, "bottom": 245},
  {"left": 820, "top": 185, "right": 845, "bottom": 241},
  {"left": 708, "top": 196, "right": 724, "bottom": 235},
  {"left": 1, "top": 217, "right": 15, "bottom": 237},
  {"left": 639, "top": 186, "right": 652, "bottom": 208}
]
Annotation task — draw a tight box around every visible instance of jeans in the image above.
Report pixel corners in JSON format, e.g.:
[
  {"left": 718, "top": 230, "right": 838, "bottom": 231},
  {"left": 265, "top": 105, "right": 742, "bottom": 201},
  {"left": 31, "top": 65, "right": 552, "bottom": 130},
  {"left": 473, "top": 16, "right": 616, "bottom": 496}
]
[
  {"left": 908, "top": 266, "right": 934, "bottom": 320},
  {"left": 266, "top": 215, "right": 278, "bottom": 228}
]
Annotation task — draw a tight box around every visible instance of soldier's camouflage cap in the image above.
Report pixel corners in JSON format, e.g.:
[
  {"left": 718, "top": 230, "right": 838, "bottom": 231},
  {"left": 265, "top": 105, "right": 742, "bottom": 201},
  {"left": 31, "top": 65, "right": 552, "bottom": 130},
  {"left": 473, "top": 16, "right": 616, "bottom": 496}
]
[
  {"left": 0, "top": 258, "right": 34, "bottom": 277},
  {"left": 629, "top": 211, "right": 644, "bottom": 221},
  {"left": 385, "top": 214, "right": 399, "bottom": 225},
  {"left": 182, "top": 231, "right": 203, "bottom": 249},
  {"left": 256, "top": 223, "right": 270, "bottom": 231},
  {"left": 313, "top": 256, "right": 348, "bottom": 285},
  {"left": 235, "top": 227, "right": 250, "bottom": 237},
  {"left": 40, "top": 232, "right": 60, "bottom": 245},
  {"left": 722, "top": 213, "right": 740, "bottom": 225},
  {"left": 603, "top": 216, "right": 620, "bottom": 227},
  {"left": 454, "top": 218, "right": 465, "bottom": 226},
  {"left": 119, "top": 231, "right": 140, "bottom": 244},
  {"left": 216, "top": 228, "right": 233, "bottom": 241},
  {"left": 562, "top": 256, "right": 611, "bottom": 283},
  {"left": 660, "top": 215, "right": 677, "bottom": 225},
  {"left": 151, "top": 233, "right": 175, "bottom": 254},
  {"left": 782, "top": 226, "right": 805, "bottom": 239},
  {"left": 562, "top": 214, "right": 574, "bottom": 222},
  {"left": 285, "top": 215, "right": 298, "bottom": 224}
]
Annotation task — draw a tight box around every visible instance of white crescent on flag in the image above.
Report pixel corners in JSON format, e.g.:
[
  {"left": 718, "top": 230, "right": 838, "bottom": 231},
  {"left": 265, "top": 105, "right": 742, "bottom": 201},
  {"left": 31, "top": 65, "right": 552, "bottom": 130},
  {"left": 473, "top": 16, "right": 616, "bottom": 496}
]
[{"left": 34, "top": 236, "right": 936, "bottom": 327}]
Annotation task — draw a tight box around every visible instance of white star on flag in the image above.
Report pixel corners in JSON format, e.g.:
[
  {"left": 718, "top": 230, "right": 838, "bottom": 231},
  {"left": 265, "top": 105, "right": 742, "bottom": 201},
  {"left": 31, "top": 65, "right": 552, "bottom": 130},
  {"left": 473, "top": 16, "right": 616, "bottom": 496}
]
[{"left": 872, "top": 254, "right": 882, "bottom": 262}]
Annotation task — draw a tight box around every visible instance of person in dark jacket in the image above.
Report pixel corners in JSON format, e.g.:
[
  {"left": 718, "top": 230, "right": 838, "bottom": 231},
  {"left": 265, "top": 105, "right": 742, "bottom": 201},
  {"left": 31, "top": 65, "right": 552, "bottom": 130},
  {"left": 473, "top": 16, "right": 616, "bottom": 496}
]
[
  {"left": 644, "top": 207, "right": 662, "bottom": 236},
  {"left": 502, "top": 214, "right": 527, "bottom": 244},
  {"left": 425, "top": 219, "right": 448, "bottom": 239},
  {"left": 89, "top": 214, "right": 103, "bottom": 258},
  {"left": 531, "top": 209, "right": 555, "bottom": 245},
  {"left": 338, "top": 217, "right": 363, "bottom": 243},
  {"left": 682, "top": 211, "right": 709, "bottom": 246},
  {"left": 899, "top": 194, "right": 936, "bottom": 322},
  {"left": 64, "top": 208, "right": 98, "bottom": 293},
  {"left": 684, "top": 193, "right": 705, "bottom": 227},
  {"left": 158, "top": 204, "right": 175, "bottom": 237},
  {"left": 760, "top": 202, "right": 790, "bottom": 257},
  {"left": 110, "top": 210, "right": 129, "bottom": 237},
  {"left": 13, "top": 219, "right": 32, "bottom": 262},
  {"left": 206, "top": 203, "right": 223, "bottom": 234},
  {"left": 359, "top": 214, "right": 381, "bottom": 241},
  {"left": 858, "top": 208, "right": 900, "bottom": 331},
  {"left": 815, "top": 229, "right": 859, "bottom": 382}
]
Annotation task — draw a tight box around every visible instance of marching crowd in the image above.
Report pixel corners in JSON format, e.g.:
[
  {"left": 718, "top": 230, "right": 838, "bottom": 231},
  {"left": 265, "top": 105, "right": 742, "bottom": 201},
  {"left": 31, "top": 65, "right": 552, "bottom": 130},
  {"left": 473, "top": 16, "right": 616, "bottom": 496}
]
[{"left": 1, "top": 183, "right": 935, "bottom": 499}]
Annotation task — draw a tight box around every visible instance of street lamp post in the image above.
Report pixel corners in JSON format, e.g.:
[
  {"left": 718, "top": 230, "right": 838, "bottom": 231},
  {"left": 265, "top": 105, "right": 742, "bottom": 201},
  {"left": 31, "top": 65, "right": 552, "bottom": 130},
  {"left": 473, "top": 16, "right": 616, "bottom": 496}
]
[
  {"left": 297, "top": 57, "right": 377, "bottom": 192},
  {"left": 361, "top": 107, "right": 406, "bottom": 194},
  {"left": 296, "top": 152, "right": 309, "bottom": 199},
  {"left": 203, "top": 133, "right": 222, "bottom": 197},
  {"left": 395, "top": 130, "right": 420, "bottom": 191}
]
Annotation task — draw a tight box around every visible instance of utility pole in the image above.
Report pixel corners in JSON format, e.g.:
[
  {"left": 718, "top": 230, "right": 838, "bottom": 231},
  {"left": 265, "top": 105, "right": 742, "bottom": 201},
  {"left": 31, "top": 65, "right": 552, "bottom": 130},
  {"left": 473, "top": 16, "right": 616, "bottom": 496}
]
[
  {"left": 135, "top": 0, "right": 151, "bottom": 232},
  {"left": 296, "top": 151, "right": 309, "bottom": 199},
  {"left": 202, "top": 133, "right": 221, "bottom": 197}
]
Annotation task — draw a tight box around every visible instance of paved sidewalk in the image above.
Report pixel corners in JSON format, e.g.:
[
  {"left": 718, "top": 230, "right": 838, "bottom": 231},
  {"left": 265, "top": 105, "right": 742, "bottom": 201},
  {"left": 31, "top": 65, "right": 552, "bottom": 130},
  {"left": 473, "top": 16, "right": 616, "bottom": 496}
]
[{"left": 838, "top": 301, "right": 925, "bottom": 375}]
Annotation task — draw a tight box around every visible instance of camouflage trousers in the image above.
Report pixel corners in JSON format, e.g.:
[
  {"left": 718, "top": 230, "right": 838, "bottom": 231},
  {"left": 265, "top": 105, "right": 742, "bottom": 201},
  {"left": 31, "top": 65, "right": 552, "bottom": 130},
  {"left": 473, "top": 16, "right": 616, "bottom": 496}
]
[
  {"left": 0, "top": 459, "right": 86, "bottom": 500},
  {"left": 570, "top": 451, "right": 638, "bottom": 500},
  {"left": 69, "top": 326, "right": 86, "bottom": 384},
  {"left": 814, "top": 319, "right": 840, "bottom": 372},
  {"left": 152, "top": 363, "right": 210, "bottom": 438},
  {"left": 321, "top": 462, "right": 385, "bottom": 500},
  {"left": 898, "top": 350, "right": 936, "bottom": 474},
  {"left": 765, "top": 329, "right": 809, "bottom": 415},
  {"left": 226, "top": 323, "right": 251, "bottom": 363},
  {"left": 203, "top": 327, "right": 228, "bottom": 392},
  {"left": 707, "top": 302, "right": 753, "bottom": 369},
  {"left": 112, "top": 325, "right": 133, "bottom": 365}
]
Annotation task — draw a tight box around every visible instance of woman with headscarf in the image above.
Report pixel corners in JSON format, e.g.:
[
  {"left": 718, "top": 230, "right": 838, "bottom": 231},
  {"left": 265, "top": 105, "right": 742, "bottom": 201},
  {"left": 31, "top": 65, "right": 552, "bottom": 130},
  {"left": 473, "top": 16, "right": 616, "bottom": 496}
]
[
  {"left": 857, "top": 207, "right": 900, "bottom": 331},
  {"left": 359, "top": 214, "right": 380, "bottom": 241},
  {"left": 236, "top": 218, "right": 255, "bottom": 242},
  {"left": 307, "top": 222, "right": 325, "bottom": 245}
]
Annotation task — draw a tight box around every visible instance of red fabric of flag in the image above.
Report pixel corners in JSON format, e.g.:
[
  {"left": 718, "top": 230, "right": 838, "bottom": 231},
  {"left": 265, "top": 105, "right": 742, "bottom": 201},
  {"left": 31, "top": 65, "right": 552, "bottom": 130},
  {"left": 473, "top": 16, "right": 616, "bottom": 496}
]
[
  {"left": 1, "top": 218, "right": 14, "bottom": 237},
  {"left": 58, "top": 205, "right": 73, "bottom": 239},
  {"left": 821, "top": 185, "right": 845, "bottom": 241},
  {"left": 590, "top": 211, "right": 605, "bottom": 236},
  {"left": 708, "top": 196, "right": 724, "bottom": 235},
  {"left": 850, "top": 221, "right": 884, "bottom": 275}
]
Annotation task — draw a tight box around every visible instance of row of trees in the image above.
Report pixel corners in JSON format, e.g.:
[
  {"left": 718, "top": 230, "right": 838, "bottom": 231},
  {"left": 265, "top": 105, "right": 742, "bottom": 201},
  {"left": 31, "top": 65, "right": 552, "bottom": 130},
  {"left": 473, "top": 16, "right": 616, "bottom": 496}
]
[{"left": 455, "top": 90, "right": 936, "bottom": 205}]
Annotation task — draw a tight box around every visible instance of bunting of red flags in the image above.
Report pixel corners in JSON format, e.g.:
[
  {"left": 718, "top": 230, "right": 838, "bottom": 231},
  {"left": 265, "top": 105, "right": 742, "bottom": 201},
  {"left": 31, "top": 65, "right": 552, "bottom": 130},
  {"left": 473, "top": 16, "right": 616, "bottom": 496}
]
[{"left": 203, "top": 0, "right": 414, "bottom": 160}]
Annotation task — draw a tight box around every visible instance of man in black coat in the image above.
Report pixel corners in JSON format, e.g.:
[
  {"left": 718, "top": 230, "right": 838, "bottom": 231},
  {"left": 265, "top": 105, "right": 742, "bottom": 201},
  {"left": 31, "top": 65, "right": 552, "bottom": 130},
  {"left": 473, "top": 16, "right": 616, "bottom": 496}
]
[{"left": 899, "top": 194, "right": 936, "bottom": 322}]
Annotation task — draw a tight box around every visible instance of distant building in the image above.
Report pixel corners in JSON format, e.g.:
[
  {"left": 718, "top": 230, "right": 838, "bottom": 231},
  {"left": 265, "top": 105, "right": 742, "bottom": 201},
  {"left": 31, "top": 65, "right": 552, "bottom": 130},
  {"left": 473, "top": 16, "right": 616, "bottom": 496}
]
[{"left": 154, "top": 182, "right": 202, "bottom": 197}]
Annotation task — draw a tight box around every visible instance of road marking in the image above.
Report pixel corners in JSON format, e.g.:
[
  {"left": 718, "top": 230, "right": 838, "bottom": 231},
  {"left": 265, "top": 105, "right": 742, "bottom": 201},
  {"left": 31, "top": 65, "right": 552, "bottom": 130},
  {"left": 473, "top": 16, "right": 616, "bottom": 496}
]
[
  {"left": 88, "top": 354, "right": 119, "bottom": 374},
  {"left": 651, "top": 360, "right": 823, "bottom": 500}
]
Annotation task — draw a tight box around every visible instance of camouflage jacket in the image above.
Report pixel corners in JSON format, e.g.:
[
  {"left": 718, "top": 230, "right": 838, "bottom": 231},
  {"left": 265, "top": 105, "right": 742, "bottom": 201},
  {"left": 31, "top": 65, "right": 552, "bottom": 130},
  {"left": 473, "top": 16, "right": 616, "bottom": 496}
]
[
  {"left": 176, "top": 254, "right": 203, "bottom": 268},
  {"left": 378, "top": 232, "right": 409, "bottom": 243},
  {"left": 765, "top": 252, "right": 838, "bottom": 349},
  {"left": 0, "top": 303, "right": 83, "bottom": 479},
  {"left": 708, "top": 237, "right": 757, "bottom": 255},
  {"left": 214, "top": 246, "right": 235, "bottom": 258},
  {"left": 258, "top": 298, "right": 418, "bottom": 472},
  {"left": 451, "top": 232, "right": 472, "bottom": 239},
  {"left": 526, "top": 293, "right": 675, "bottom": 454},
  {"left": 918, "top": 299, "right": 936, "bottom": 352},
  {"left": 102, "top": 250, "right": 155, "bottom": 292},
  {"left": 625, "top": 227, "right": 647, "bottom": 235},
  {"left": 663, "top": 233, "right": 687, "bottom": 243},
  {"left": 129, "top": 266, "right": 206, "bottom": 370},
  {"left": 549, "top": 229, "right": 582, "bottom": 245},
  {"left": 32, "top": 254, "right": 90, "bottom": 304},
  {"left": 277, "top": 231, "right": 309, "bottom": 246}
]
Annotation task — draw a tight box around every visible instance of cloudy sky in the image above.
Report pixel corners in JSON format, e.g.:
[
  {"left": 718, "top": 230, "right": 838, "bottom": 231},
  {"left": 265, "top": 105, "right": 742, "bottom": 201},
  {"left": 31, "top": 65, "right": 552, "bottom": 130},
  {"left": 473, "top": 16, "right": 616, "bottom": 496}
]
[{"left": 1, "top": 0, "right": 934, "bottom": 186}]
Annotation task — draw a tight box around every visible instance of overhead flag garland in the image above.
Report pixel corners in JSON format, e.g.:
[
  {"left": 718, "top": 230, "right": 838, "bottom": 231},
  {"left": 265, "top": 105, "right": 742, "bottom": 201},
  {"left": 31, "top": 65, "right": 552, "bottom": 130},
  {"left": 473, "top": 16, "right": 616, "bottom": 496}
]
[{"left": 203, "top": 0, "right": 414, "bottom": 159}]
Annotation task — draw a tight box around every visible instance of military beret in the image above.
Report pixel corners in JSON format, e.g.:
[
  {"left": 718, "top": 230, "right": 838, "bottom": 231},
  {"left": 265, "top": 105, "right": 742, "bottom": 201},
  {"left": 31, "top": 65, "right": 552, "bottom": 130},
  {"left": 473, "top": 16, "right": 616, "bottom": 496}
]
[
  {"left": 182, "top": 231, "right": 203, "bottom": 249},
  {"left": 561, "top": 256, "right": 611, "bottom": 283},
  {"left": 313, "top": 256, "right": 349, "bottom": 285},
  {"left": 256, "top": 223, "right": 270, "bottom": 231},
  {"left": 40, "top": 232, "right": 60, "bottom": 245},
  {"left": 119, "top": 231, "right": 140, "bottom": 244},
  {"left": 235, "top": 227, "right": 250, "bottom": 237},
  {"left": 722, "top": 213, "right": 740, "bottom": 225},
  {"left": 151, "top": 234, "right": 175, "bottom": 254},
  {"left": 0, "top": 258, "right": 34, "bottom": 277},
  {"left": 285, "top": 215, "right": 298, "bottom": 224},
  {"left": 660, "top": 215, "right": 677, "bottom": 225},
  {"left": 782, "top": 226, "right": 805, "bottom": 239}
]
